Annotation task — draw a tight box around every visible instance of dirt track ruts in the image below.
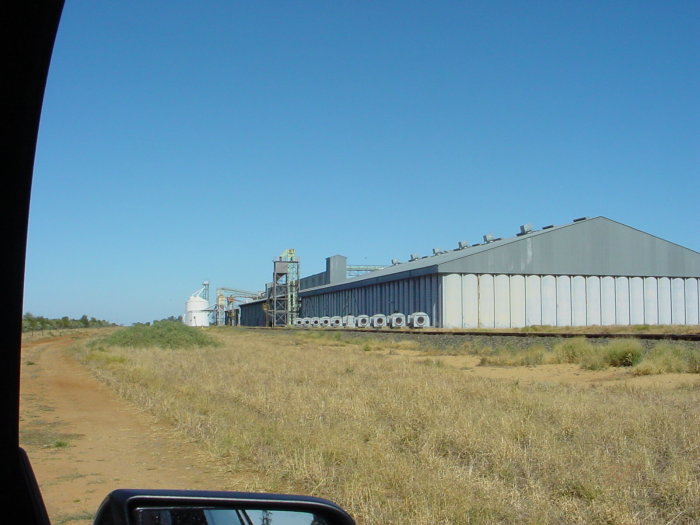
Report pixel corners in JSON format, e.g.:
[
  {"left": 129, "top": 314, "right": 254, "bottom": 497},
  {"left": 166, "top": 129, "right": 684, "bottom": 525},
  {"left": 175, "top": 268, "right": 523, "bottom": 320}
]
[{"left": 19, "top": 333, "right": 253, "bottom": 525}]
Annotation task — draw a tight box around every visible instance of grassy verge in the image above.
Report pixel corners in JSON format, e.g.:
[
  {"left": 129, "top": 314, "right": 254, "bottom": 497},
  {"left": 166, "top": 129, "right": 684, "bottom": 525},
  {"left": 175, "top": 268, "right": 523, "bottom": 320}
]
[
  {"left": 476, "top": 337, "right": 699, "bottom": 374},
  {"left": 73, "top": 329, "right": 700, "bottom": 524},
  {"left": 299, "top": 330, "right": 700, "bottom": 374}
]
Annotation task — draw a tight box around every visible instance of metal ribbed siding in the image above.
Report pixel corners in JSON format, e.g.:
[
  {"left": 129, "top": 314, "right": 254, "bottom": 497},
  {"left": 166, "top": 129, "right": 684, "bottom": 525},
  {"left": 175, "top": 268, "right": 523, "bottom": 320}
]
[
  {"left": 239, "top": 301, "right": 267, "bottom": 327},
  {"left": 442, "top": 274, "right": 700, "bottom": 328},
  {"left": 300, "top": 274, "right": 440, "bottom": 325}
]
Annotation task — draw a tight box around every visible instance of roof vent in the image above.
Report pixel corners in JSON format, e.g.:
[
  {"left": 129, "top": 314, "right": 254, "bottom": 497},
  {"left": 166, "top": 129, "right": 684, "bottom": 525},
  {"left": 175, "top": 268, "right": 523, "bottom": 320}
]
[
  {"left": 518, "top": 224, "right": 533, "bottom": 236},
  {"left": 391, "top": 258, "right": 401, "bottom": 265},
  {"left": 573, "top": 216, "right": 588, "bottom": 222},
  {"left": 483, "top": 234, "right": 495, "bottom": 243},
  {"left": 409, "top": 253, "right": 420, "bottom": 261},
  {"left": 542, "top": 224, "right": 554, "bottom": 230},
  {"left": 457, "top": 241, "right": 470, "bottom": 249},
  {"left": 432, "top": 248, "right": 447, "bottom": 255}
]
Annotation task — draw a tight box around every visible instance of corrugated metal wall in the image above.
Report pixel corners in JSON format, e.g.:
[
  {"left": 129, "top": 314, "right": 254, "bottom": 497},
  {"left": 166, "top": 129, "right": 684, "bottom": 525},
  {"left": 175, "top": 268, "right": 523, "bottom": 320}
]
[
  {"left": 442, "top": 274, "right": 700, "bottom": 328},
  {"left": 239, "top": 301, "right": 268, "bottom": 327},
  {"left": 301, "top": 274, "right": 441, "bottom": 324}
]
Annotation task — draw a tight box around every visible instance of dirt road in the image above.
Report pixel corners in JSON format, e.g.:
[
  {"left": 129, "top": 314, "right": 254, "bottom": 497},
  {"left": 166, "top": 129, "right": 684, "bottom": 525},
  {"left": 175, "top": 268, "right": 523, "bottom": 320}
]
[{"left": 19, "top": 333, "right": 253, "bottom": 525}]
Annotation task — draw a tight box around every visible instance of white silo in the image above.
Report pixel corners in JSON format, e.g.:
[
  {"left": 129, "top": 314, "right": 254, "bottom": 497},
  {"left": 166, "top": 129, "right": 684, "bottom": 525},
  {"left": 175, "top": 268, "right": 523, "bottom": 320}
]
[{"left": 184, "top": 282, "right": 211, "bottom": 327}]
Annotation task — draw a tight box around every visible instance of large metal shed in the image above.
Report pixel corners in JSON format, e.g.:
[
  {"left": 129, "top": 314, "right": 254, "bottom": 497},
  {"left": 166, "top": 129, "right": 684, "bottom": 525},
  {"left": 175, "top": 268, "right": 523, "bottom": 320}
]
[{"left": 299, "top": 217, "right": 700, "bottom": 328}]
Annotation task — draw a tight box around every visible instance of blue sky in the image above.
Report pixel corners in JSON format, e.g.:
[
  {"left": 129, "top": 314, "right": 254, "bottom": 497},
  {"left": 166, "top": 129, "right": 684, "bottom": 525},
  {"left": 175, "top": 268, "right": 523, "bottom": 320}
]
[{"left": 25, "top": 1, "right": 699, "bottom": 325}]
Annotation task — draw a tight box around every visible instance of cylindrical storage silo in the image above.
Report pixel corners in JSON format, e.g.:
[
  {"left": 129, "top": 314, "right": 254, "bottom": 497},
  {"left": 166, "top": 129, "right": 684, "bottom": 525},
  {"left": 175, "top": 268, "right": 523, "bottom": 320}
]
[{"left": 184, "top": 295, "right": 210, "bottom": 327}]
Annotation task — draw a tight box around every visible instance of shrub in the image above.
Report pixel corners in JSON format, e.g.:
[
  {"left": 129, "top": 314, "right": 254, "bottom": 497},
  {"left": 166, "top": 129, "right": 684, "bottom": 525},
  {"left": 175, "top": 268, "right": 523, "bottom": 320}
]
[
  {"left": 577, "top": 339, "right": 643, "bottom": 370},
  {"left": 554, "top": 338, "right": 592, "bottom": 363},
  {"left": 553, "top": 338, "right": 647, "bottom": 370},
  {"left": 579, "top": 351, "right": 610, "bottom": 370},
  {"left": 96, "top": 321, "right": 219, "bottom": 349},
  {"left": 604, "top": 339, "right": 644, "bottom": 367},
  {"left": 633, "top": 343, "right": 700, "bottom": 375}
]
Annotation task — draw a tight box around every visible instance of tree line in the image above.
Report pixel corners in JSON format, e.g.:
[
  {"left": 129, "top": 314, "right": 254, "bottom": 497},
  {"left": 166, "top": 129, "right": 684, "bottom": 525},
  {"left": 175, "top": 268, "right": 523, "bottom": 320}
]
[{"left": 22, "top": 312, "right": 116, "bottom": 332}]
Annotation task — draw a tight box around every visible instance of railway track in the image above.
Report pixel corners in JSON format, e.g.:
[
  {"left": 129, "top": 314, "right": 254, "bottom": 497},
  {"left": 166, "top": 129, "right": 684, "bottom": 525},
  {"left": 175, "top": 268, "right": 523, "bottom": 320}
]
[{"left": 242, "top": 326, "right": 700, "bottom": 342}]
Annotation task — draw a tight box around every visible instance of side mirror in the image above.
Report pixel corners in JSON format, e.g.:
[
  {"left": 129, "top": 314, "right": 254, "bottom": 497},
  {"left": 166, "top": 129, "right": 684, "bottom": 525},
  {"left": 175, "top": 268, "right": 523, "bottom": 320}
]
[{"left": 94, "top": 489, "right": 355, "bottom": 525}]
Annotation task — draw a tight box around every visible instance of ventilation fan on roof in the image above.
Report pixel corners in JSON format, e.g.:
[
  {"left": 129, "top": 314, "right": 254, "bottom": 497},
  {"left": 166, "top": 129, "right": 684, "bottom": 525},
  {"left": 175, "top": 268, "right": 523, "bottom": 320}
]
[
  {"left": 519, "top": 224, "right": 533, "bottom": 235},
  {"left": 483, "top": 234, "right": 495, "bottom": 243},
  {"left": 409, "top": 254, "right": 420, "bottom": 261},
  {"left": 391, "top": 258, "right": 401, "bottom": 265},
  {"left": 457, "top": 241, "right": 470, "bottom": 249}
]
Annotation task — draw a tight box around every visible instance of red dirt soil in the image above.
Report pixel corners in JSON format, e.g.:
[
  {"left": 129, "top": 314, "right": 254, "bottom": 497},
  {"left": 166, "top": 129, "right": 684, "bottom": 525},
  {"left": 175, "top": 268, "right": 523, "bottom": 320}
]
[{"left": 19, "top": 334, "right": 255, "bottom": 525}]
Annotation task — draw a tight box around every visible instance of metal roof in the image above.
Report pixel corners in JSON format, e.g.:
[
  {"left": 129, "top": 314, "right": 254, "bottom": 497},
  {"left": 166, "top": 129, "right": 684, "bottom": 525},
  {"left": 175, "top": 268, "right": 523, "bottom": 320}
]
[{"left": 300, "top": 217, "right": 700, "bottom": 296}]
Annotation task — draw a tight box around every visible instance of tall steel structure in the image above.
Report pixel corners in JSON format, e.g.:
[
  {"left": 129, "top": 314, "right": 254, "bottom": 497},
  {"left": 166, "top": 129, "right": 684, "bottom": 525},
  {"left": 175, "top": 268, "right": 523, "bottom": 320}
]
[{"left": 268, "top": 249, "right": 300, "bottom": 326}]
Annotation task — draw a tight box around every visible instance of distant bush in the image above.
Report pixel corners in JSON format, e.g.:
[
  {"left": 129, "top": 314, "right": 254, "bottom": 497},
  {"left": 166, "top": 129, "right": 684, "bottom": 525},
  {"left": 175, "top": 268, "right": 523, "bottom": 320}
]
[
  {"left": 553, "top": 338, "right": 644, "bottom": 370},
  {"left": 553, "top": 338, "right": 592, "bottom": 364},
  {"left": 579, "top": 347, "right": 610, "bottom": 370},
  {"left": 604, "top": 339, "right": 644, "bottom": 367},
  {"left": 22, "top": 312, "right": 115, "bottom": 332},
  {"left": 97, "top": 321, "right": 219, "bottom": 349},
  {"left": 633, "top": 343, "right": 700, "bottom": 375}
]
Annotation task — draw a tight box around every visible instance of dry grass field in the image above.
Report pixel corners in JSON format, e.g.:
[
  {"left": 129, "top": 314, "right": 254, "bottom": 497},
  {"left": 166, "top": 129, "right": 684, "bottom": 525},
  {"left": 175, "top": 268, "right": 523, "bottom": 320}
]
[{"left": 72, "top": 327, "right": 700, "bottom": 524}]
